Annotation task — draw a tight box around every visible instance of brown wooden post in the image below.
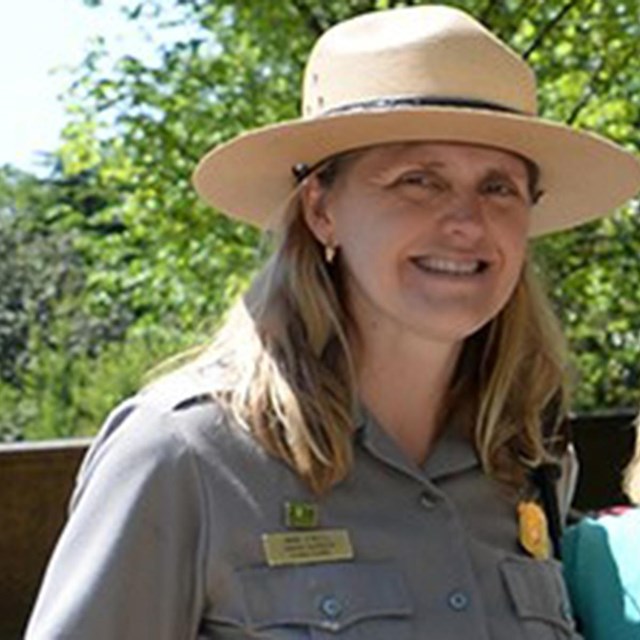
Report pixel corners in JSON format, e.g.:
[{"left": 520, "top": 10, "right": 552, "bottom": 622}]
[{"left": 0, "top": 440, "right": 89, "bottom": 640}]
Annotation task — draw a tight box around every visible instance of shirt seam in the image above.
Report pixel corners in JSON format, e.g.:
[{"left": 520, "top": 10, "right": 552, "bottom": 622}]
[{"left": 166, "top": 415, "right": 212, "bottom": 640}]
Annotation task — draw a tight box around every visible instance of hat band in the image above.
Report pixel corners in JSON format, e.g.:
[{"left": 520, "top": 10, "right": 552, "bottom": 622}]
[
  {"left": 321, "top": 95, "right": 524, "bottom": 117},
  {"left": 292, "top": 96, "right": 527, "bottom": 183}
]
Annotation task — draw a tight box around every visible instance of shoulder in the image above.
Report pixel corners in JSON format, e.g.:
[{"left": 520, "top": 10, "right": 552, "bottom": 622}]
[
  {"left": 562, "top": 515, "right": 608, "bottom": 563},
  {"left": 564, "top": 508, "right": 640, "bottom": 548},
  {"left": 572, "top": 508, "right": 640, "bottom": 562},
  {"left": 563, "top": 509, "right": 640, "bottom": 635},
  {"left": 76, "top": 367, "right": 261, "bottom": 492},
  {"left": 562, "top": 508, "right": 640, "bottom": 588}
]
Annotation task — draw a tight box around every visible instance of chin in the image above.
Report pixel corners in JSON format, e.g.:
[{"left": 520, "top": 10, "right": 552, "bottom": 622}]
[
  {"left": 402, "top": 300, "right": 503, "bottom": 341},
  {"left": 405, "top": 319, "right": 485, "bottom": 345}
]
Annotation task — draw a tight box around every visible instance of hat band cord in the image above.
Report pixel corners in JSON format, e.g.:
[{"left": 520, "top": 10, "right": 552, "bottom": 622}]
[{"left": 321, "top": 95, "right": 524, "bottom": 117}]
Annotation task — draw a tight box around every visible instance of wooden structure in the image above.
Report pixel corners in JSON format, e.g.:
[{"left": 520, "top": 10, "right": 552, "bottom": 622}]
[{"left": 0, "top": 440, "right": 89, "bottom": 640}]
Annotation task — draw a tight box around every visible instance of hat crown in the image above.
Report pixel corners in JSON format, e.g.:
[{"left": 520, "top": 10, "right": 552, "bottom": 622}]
[{"left": 302, "top": 5, "right": 537, "bottom": 118}]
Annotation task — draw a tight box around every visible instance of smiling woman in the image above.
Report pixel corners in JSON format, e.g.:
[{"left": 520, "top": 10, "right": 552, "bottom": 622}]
[
  {"left": 300, "top": 143, "right": 533, "bottom": 462},
  {"left": 25, "top": 5, "right": 640, "bottom": 640},
  {"left": 293, "top": 143, "right": 533, "bottom": 465}
]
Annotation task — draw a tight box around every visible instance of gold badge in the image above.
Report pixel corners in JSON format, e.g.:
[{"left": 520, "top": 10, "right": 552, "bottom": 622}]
[
  {"left": 262, "top": 529, "right": 354, "bottom": 567},
  {"left": 517, "top": 501, "right": 551, "bottom": 560}
]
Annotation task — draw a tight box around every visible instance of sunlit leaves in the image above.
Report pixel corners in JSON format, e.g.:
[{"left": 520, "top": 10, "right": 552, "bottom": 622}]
[{"left": 58, "top": 0, "right": 640, "bottom": 410}]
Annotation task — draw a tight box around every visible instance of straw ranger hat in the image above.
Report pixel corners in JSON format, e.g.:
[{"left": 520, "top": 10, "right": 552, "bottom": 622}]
[{"left": 193, "top": 5, "right": 640, "bottom": 236}]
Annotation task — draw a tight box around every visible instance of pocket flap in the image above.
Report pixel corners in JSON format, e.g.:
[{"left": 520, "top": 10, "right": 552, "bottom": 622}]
[
  {"left": 237, "top": 560, "right": 413, "bottom": 632},
  {"left": 501, "top": 556, "right": 575, "bottom": 632}
]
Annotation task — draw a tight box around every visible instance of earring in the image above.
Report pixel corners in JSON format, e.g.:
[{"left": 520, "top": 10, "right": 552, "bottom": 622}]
[{"left": 324, "top": 243, "right": 337, "bottom": 264}]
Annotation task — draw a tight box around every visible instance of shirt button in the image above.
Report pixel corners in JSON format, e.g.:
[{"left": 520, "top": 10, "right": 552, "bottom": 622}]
[
  {"left": 319, "top": 595, "right": 343, "bottom": 619},
  {"left": 447, "top": 589, "right": 470, "bottom": 611},
  {"left": 420, "top": 492, "right": 436, "bottom": 509}
]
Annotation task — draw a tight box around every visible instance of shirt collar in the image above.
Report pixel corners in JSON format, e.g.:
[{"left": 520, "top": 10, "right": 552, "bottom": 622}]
[
  {"left": 421, "top": 424, "right": 480, "bottom": 479},
  {"left": 355, "top": 404, "right": 479, "bottom": 481}
]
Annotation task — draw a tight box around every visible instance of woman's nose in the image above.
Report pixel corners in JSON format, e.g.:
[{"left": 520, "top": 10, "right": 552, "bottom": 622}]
[{"left": 439, "top": 192, "right": 485, "bottom": 239}]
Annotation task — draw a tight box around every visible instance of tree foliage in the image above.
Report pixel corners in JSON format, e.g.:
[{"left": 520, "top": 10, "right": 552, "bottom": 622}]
[{"left": 2, "top": 0, "right": 640, "bottom": 439}]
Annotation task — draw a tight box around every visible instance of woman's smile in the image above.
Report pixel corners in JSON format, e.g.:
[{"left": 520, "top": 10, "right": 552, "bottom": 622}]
[{"left": 410, "top": 255, "right": 489, "bottom": 276}]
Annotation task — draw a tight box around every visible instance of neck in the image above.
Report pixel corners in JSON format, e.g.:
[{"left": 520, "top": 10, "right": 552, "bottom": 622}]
[{"left": 354, "top": 323, "right": 462, "bottom": 465}]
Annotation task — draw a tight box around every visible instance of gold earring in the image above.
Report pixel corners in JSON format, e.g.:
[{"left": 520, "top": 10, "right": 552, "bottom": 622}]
[{"left": 324, "top": 244, "right": 337, "bottom": 264}]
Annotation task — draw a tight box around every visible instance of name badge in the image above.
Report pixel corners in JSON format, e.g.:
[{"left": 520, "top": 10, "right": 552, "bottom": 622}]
[{"left": 262, "top": 529, "right": 354, "bottom": 567}]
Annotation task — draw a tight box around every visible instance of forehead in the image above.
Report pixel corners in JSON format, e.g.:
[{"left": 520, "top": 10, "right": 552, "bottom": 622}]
[{"left": 348, "top": 141, "right": 531, "bottom": 175}]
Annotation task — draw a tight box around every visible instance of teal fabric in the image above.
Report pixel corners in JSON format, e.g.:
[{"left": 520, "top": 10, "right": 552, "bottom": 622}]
[{"left": 563, "top": 509, "right": 640, "bottom": 639}]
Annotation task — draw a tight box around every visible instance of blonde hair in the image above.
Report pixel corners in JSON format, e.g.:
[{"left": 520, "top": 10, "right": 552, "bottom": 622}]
[
  {"left": 623, "top": 413, "right": 640, "bottom": 504},
  {"left": 195, "top": 211, "right": 357, "bottom": 494},
  {"left": 450, "top": 261, "right": 570, "bottom": 488},
  {"left": 189, "top": 186, "right": 569, "bottom": 494}
]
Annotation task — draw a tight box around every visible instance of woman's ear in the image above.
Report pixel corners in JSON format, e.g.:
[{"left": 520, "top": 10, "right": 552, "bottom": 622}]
[{"left": 300, "top": 175, "right": 336, "bottom": 245}]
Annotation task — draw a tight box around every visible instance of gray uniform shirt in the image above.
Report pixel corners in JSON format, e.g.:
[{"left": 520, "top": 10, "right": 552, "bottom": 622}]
[{"left": 25, "top": 373, "right": 581, "bottom": 639}]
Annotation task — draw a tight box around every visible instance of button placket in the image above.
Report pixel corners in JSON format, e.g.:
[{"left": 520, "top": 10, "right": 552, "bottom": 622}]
[{"left": 420, "top": 492, "right": 437, "bottom": 509}]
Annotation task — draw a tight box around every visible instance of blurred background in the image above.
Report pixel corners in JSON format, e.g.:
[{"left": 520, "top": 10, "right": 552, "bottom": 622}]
[{"left": 1, "top": 0, "right": 638, "bottom": 439}]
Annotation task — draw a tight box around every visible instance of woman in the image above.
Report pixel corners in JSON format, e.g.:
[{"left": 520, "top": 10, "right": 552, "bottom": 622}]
[
  {"left": 25, "top": 6, "right": 640, "bottom": 639},
  {"left": 563, "top": 414, "right": 640, "bottom": 639}
]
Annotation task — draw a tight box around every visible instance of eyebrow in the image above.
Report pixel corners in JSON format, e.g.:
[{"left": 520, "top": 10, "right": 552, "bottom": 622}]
[
  {"left": 482, "top": 167, "right": 528, "bottom": 181},
  {"left": 393, "top": 160, "right": 527, "bottom": 181},
  {"left": 390, "top": 158, "right": 446, "bottom": 170}
]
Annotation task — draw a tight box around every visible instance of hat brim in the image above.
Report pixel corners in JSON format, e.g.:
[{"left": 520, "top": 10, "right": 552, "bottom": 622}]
[{"left": 193, "top": 108, "right": 640, "bottom": 236}]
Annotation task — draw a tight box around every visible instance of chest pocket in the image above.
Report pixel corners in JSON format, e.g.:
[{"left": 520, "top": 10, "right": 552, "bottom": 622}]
[
  {"left": 501, "top": 556, "right": 583, "bottom": 640},
  {"left": 233, "top": 560, "right": 413, "bottom": 639}
]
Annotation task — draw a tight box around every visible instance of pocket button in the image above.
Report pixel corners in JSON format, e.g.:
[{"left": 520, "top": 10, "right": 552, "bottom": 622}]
[
  {"left": 447, "top": 589, "right": 470, "bottom": 612},
  {"left": 320, "top": 595, "right": 344, "bottom": 619}
]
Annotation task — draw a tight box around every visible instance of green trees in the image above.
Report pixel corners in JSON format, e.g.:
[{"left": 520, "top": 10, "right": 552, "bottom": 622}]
[{"left": 2, "top": 0, "right": 639, "bottom": 440}]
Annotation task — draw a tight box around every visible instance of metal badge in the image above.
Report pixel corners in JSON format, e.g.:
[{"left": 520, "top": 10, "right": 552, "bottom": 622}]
[
  {"left": 517, "top": 501, "right": 551, "bottom": 560},
  {"left": 285, "top": 501, "right": 319, "bottom": 529}
]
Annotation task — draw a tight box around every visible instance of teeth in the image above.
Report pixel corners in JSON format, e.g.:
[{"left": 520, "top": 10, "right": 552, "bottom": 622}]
[{"left": 414, "top": 257, "right": 482, "bottom": 275}]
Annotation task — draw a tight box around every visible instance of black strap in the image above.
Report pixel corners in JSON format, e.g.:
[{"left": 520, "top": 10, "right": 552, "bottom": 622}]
[
  {"left": 172, "top": 393, "right": 215, "bottom": 412},
  {"left": 532, "top": 463, "right": 564, "bottom": 560}
]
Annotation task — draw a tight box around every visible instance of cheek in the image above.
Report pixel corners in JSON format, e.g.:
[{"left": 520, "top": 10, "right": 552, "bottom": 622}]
[
  {"left": 508, "top": 227, "right": 528, "bottom": 261},
  {"left": 334, "top": 219, "right": 402, "bottom": 302},
  {"left": 338, "top": 218, "right": 415, "bottom": 287},
  {"left": 333, "top": 200, "right": 394, "bottom": 259},
  {"left": 339, "top": 229, "right": 387, "bottom": 278},
  {"left": 497, "top": 214, "right": 530, "bottom": 265}
]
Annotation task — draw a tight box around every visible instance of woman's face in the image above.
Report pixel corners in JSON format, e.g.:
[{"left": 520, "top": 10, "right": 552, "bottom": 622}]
[{"left": 303, "top": 142, "right": 532, "bottom": 346}]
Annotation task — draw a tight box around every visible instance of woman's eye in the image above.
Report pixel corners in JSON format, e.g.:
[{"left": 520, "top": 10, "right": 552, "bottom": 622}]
[
  {"left": 483, "top": 180, "right": 519, "bottom": 197},
  {"left": 396, "top": 172, "right": 443, "bottom": 189}
]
